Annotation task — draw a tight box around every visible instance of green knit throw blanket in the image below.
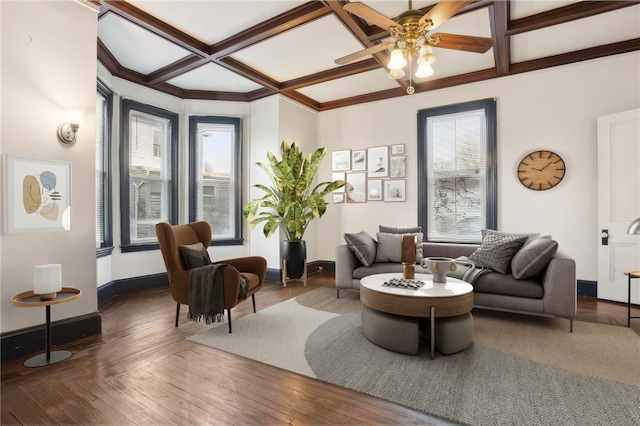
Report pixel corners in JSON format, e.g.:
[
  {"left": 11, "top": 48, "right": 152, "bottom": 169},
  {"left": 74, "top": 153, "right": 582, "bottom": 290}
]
[{"left": 187, "top": 263, "right": 249, "bottom": 324}]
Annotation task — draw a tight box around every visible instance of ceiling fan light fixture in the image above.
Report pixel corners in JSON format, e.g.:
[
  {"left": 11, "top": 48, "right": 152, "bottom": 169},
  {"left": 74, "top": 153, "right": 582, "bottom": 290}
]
[
  {"left": 388, "top": 47, "right": 407, "bottom": 70},
  {"left": 417, "top": 45, "right": 436, "bottom": 65},
  {"left": 388, "top": 68, "right": 406, "bottom": 80},
  {"left": 415, "top": 63, "right": 434, "bottom": 78}
]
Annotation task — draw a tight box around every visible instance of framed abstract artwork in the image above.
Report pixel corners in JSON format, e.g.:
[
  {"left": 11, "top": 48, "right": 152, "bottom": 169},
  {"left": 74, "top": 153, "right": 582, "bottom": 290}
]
[
  {"left": 384, "top": 179, "right": 405, "bottom": 202},
  {"left": 6, "top": 155, "right": 72, "bottom": 232},
  {"left": 352, "top": 149, "right": 366, "bottom": 171},
  {"left": 367, "top": 179, "right": 383, "bottom": 201},
  {"left": 345, "top": 172, "right": 366, "bottom": 203},
  {"left": 390, "top": 155, "right": 406, "bottom": 178},
  {"left": 367, "top": 146, "right": 388, "bottom": 178},
  {"left": 332, "top": 149, "right": 351, "bottom": 171},
  {"left": 391, "top": 144, "right": 405, "bottom": 155}
]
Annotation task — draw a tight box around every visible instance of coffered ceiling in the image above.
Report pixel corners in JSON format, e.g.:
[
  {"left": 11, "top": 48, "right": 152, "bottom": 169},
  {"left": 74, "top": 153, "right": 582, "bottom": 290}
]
[{"left": 97, "top": 1, "right": 640, "bottom": 111}]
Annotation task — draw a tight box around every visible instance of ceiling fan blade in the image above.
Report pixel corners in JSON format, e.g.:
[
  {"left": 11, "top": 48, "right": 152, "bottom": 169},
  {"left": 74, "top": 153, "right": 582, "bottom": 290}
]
[
  {"left": 428, "top": 33, "right": 493, "bottom": 53},
  {"left": 344, "top": 2, "right": 401, "bottom": 31},
  {"left": 335, "top": 42, "right": 393, "bottom": 65},
  {"left": 419, "top": 0, "right": 473, "bottom": 30}
]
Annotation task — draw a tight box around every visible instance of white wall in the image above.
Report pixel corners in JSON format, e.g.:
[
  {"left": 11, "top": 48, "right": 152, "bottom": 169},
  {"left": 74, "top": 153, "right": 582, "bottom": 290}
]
[
  {"left": 1, "top": 1, "right": 99, "bottom": 332},
  {"left": 317, "top": 52, "right": 640, "bottom": 282}
]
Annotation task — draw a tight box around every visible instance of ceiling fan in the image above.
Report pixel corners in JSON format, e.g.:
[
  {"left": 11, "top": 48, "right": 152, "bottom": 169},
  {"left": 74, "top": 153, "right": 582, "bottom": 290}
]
[{"left": 335, "top": 0, "right": 493, "bottom": 94}]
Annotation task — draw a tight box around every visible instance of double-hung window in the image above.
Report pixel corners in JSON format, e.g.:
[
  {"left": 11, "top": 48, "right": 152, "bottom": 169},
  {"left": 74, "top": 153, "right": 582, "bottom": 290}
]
[
  {"left": 96, "top": 80, "right": 113, "bottom": 256},
  {"left": 417, "top": 98, "right": 497, "bottom": 243},
  {"left": 188, "top": 116, "right": 242, "bottom": 245},
  {"left": 120, "top": 99, "right": 178, "bottom": 251}
]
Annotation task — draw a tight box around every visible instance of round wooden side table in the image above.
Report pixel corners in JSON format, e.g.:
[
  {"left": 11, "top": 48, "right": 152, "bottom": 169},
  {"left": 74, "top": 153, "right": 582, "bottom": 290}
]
[
  {"left": 10, "top": 287, "right": 82, "bottom": 367},
  {"left": 624, "top": 271, "right": 640, "bottom": 327}
]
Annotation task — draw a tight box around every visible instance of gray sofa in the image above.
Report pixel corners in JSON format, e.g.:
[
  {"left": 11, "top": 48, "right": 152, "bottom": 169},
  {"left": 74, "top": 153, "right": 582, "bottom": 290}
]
[{"left": 335, "top": 234, "right": 577, "bottom": 332}]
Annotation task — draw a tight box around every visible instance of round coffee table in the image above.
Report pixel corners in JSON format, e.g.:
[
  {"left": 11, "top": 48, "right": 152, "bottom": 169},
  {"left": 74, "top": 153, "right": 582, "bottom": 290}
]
[{"left": 360, "top": 273, "right": 473, "bottom": 359}]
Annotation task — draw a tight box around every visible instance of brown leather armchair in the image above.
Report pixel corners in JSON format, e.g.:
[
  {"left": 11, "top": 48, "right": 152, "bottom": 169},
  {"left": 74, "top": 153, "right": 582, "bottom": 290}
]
[{"left": 155, "top": 221, "right": 267, "bottom": 332}]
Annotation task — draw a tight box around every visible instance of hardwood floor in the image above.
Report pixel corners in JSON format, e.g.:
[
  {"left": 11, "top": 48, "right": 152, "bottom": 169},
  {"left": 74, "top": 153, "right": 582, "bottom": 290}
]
[{"left": 2, "top": 272, "right": 639, "bottom": 425}]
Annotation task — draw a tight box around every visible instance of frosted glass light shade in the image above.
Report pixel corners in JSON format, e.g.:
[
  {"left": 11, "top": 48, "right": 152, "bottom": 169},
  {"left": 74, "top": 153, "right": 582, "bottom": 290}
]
[
  {"left": 388, "top": 68, "right": 405, "bottom": 79},
  {"left": 34, "top": 264, "right": 62, "bottom": 300},
  {"left": 388, "top": 48, "right": 407, "bottom": 70},
  {"left": 415, "top": 63, "right": 434, "bottom": 78}
]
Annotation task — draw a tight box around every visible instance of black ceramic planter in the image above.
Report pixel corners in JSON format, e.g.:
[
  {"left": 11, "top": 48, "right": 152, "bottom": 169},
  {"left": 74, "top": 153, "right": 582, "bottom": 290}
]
[{"left": 282, "top": 240, "right": 307, "bottom": 279}]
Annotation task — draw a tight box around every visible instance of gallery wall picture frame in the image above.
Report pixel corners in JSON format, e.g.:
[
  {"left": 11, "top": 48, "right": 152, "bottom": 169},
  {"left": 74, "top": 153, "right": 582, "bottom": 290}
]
[
  {"left": 367, "top": 179, "right": 383, "bottom": 201},
  {"left": 332, "top": 172, "right": 345, "bottom": 192},
  {"left": 352, "top": 149, "right": 366, "bottom": 171},
  {"left": 332, "top": 149, "right": 351, "bottom": 171},
  {"left": 333, "top": 193, "right": 344, "bottom": 203},
  {"left": 384, "top": 179, "right": 406, "bottom": 202},
  {"left": 367, "top": 145, "right": 389, "bottom": 178},
  {"left": 390, "top": 155, "right": 406, "bottom": 178},
  {"left": 6, "top": 155, "right": 72, "bottom": 233},
  {"left": 345, "top": 172, "right": 366, "bottom": 203},
  {"left": 391, "top": 144, "right": 405, "bottom": 155}
]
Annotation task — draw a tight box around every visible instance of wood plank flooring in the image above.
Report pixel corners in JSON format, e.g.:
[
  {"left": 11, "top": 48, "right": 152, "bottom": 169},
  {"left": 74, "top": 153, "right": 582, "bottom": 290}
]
[{"left": 2, "top": 272, "right": 639, "bottom": 425}]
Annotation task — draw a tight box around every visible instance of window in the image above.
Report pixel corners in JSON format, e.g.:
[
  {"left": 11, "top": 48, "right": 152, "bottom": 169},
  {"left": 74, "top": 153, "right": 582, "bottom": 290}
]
[
  {"left": 188, "top": 116, "right": 243, "bottom": 245},
  {"left": 120, "top": 99, "right": 178, "bottom": 251},
  {"left": 96, "top": 80, "right": 113, "bottom": 256},
  {"left": 417, "top": 99, "right": 497, "bottom": 243}
]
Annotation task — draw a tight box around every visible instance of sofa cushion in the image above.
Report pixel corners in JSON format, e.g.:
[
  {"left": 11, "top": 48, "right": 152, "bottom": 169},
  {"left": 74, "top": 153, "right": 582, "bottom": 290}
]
[
  {"left": 179, "top": 242, "right": 211, "bottom": 269},
  {"left": 344, "top": 231, "right": 378, "bottom": 266},
  {"left": 377, "top": 226, "right": 424, "bottom": 262},
  {"left": 379, "top": 225, "right": 422, "bottom": 234},
  {"left": 469, "top": 233, "right": 529, "bottom": 274},
  {"left": 375, "top": 232, "right": 424, "bottom": 263},
  {"left": 473, "top": 272, "right": 544, "bottom": 298},
  {"left": 511, "top": 237, "right": 558, "bottom": 279}
]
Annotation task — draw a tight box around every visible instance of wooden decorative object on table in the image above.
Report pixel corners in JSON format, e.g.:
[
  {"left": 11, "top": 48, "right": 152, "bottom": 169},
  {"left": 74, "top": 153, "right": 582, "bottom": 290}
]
[{"left": 401, "top": 235, "right": 417, "bottom": 279}]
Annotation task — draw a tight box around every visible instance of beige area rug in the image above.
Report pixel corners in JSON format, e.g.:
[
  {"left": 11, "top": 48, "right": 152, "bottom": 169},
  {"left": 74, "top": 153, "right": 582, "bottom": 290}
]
[{"left": 188, "top": 288, "right": 640, "bottom": 425}]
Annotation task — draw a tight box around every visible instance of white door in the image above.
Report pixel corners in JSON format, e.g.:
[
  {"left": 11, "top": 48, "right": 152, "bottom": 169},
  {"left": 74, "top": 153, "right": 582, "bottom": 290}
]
[{"left": 597, "top": 108, "right": 640, "bottom": 303}]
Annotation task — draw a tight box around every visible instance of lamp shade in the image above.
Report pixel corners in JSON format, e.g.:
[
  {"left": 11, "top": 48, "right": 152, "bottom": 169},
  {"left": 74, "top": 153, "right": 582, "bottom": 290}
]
[
  {"left": 34, "top": 264, "right": 62, "bottom": 300},
  {"left": 628, "top": 217, "right": 640, "bottom": 235},
  {"left": 388, "top": 48, "right": 407, "bottom": 70}
]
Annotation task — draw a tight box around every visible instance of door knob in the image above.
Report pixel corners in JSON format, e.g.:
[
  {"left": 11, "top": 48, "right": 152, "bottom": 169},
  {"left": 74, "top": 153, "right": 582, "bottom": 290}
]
[{"left": 600, "top": 229, "right": 609, "bottom": 246}]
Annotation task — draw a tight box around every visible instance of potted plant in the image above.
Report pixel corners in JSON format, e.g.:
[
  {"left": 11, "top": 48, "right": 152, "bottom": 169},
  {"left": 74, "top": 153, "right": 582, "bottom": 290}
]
[{"left": 243, "top": 141, "right": 345, "bottom": 279}]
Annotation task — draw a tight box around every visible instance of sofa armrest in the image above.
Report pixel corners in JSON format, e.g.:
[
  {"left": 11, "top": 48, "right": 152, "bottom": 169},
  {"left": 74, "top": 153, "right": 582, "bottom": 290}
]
[
  {"left": 540, "top": 257, "right": 577, "bottom": 318},
  {"left": 336, "top": 244, "right": 359, "bottom": 289}
]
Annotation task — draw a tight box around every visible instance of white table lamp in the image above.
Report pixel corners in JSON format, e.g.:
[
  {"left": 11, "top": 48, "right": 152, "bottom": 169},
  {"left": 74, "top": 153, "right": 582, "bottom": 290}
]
[{"left": 34, "top": 264, "right": 62, "bottom": 301}]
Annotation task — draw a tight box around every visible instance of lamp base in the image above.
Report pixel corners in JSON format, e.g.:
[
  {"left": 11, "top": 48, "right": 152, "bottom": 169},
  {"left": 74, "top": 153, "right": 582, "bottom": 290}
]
[{"left": 38, "top": 292, "right": 57, "bottom": 301}]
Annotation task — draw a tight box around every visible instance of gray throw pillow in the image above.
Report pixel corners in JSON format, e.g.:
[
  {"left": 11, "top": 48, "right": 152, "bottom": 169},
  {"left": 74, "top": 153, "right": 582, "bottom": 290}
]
[
  {"left": 344, "top": 232, "right": 377, "bottom": 266},
  {"left": 179, "top": 242, "right": 211, "bottom": 269},
  {"left": 469, "top": 233, "right": 529, "bottom": 274},
  {"left": 511, "top": 237, "right": 558, "bottom": 279},
  {"left": 481, "top": 229, "right": 539, "bottom": 246},
  {"left": 375, "top": 232, "right": 424, "bottom": 263}
]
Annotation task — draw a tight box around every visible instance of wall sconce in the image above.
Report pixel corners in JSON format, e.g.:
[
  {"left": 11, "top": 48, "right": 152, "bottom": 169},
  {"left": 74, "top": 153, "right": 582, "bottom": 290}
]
[{"left": 57, "top": 108, "right": 84, "bottom": 144}]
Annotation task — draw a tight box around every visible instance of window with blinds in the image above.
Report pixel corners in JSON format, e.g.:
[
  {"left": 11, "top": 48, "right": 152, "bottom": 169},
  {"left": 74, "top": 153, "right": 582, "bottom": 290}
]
[
  {"left": 121, "top": 99, "right": 178, "bottom": 251},
  {"left": 418, "top": 99, "right": 497, "bottom": 243},
  {"left": 96, "top": 80, "right": 112, "bottom": 256},
  {"left": 188, "top": 116, "right": 242, "bottom": 245}
]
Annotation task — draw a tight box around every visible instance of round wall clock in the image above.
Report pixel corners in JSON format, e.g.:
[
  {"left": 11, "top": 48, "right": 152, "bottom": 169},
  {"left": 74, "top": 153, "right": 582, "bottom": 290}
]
[{"left": 517, "top": 150, "right": 566, "bottom": 191}]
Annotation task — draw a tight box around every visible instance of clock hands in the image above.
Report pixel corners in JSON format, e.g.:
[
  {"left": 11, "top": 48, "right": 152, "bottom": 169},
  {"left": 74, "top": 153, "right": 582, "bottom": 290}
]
[{"left": 531, "top": 162, "right": 552, "bottom": 172}]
